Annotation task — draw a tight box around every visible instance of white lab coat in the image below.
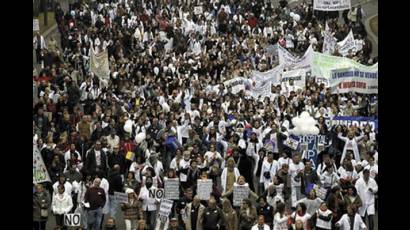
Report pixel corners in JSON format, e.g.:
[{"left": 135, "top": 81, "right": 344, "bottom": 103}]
[
  {"left": 100, "top": 178, "right": 110, "bottom": 214},
  {"left": 220, "top": 167, "right": 240, "bottom": 193},
  {"left": 259, "top": 159, "right": 279, "bottom": 189},
  {"left": 336, "top": 213, "right": 367, "bottom": 230},
  {"left": 139, "top": 186, "right": 159, "bottom": 211},
  {"left": 355, "top": 177, "right": 378, "bottom": 216},
  {"left": 52, "top": 192, "right": 73, "bottom": 215},
  {"left": 338, "top": 134, "right": 364, "bottom": 164},
  {"left": 273, "top": 212, "right": 288, "bottom": 230},
  {"left": 251, "top": 224, "right": 270, "bottom": 230}
]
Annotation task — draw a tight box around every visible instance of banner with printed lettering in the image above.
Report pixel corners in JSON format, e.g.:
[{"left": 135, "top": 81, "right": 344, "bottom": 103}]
[
  {"left": 223, "top": 77, "right": 249, "bottom": 94},
  {"left": 337, "top": 30, "right": 362, "bottom": 57},
  {"left": 90, "top": 47, "right": 110, "bottom": 87},
  {"left": 33, "top": 148, "right": 51, "bottom": 184},
  {"left": 331, "top": 116, "right": 378, "bottom": 132},
  {"left": 322, "top": 22, "right": 337, "bottom": 55},
  {"left": 233, "top": 184, "right": 250, "bottom": 207},
  {"left": 250, "top": 65, "right": 283, "bottom": 100},
  {"left": 330, "top": 67, "right": 378, "bottom": 94},
  {"left": 280, "top": 67, "right": 311, "bottom": 89},
  {"left": 314, "top": 0, "right": 351, "bottom": 11},
  {"left": 311, "top": 52, "right": 378, "bottom": 83},
  {"left": 278, "top": 44, "right": 314, "bottom": 70},
  {"left": 297, "top": 135, "right": 328, "bottom": 170}
]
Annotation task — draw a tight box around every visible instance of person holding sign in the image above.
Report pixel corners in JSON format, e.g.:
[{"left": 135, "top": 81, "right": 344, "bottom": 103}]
[
  {"left": 338, "top": 131, "right": 365, "bottom": 165},
  {"left": 220, "top": 158, "right": 241, "bottom": 195},
  {"left": 121, "top": 188, "right": 144, "bottom": 230},
  {"left": 51, "top": 185, "right": 73, "bottom": 230},
  {"left": 138, "top": 176, "right": 158, "bottom": 230},
  {"left": 222, "top": 176, "right": 258, "bottom": 206}
]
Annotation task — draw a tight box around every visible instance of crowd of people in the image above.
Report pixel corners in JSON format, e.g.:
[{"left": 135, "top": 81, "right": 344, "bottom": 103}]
[{"left": 33, "top": 0, "right": 378, "bottom": 229}]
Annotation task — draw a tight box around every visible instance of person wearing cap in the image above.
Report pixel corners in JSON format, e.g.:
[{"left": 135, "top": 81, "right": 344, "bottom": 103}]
[
  {"left": 355, "top": 169, "right": 377, "bottom": 230},
  {"left": 121, "top": 188, "right": 144, "bottom": 230}
]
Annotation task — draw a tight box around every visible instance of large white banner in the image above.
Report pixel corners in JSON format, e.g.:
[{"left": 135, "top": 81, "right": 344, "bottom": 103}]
[
  {"left": 337, "top": 30, "right": 362, "bottom": 57},
  {"left": 314, "top": 0, "right": 351, "bottom": 11},
  {"left": 322, "top": 23, "right": 337, "bottom": 55},
  {"left": 281, "top": 67, "right": 311, "bottom": 89},
  {"left": 330, "top": 67, "right": 378, "bottom": 94},
  {"left": 33, "top": 148, "right": 51, "bottom": 184},
  {"left": 278, "top": 45, "right": 314, "bottom": 70},
  {"left": 90, "top": 47, "right": 110, "bottom": 87},
  {"left": 312, "top": 52, "right": 378, "bottom": 84},
  {"left": 223, "top": 77, "right": 249, "bottom": 94}
]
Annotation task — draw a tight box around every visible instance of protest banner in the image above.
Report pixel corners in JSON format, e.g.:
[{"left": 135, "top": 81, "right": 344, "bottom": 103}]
[
  {"left": 296, "top": 135, "right": 328, "bottom": 170},
  {"left": 33, "top": 19, "right": 40, "bottom": 31},
  {"left": 251, "top": 64, "right": 283, "bottom": 87},
  {"left": 337, "top": 30, "right": 362, "bottom": 57},
  {"left": 149, "top": 188, "right": 165, "bottom": 199},
  {"left": 158, "top": 199, "right": 173, "bottom": 222},
  {"left": 194, "top": 6, "right": 203, "bottom": 15},
  {"left": 33, "top": 148, "right": 51, "bottom": 184},
  {"left": 281, "top": 67, "right": 311, "bottom": 89},
  {"left": 223, "top": 77, "right": 248, "bottom": 94},
  {"left": 313, "top": 185, "right": 328, "bottom": 200},
  {"left": 114, "top": 192, "right": 129, "bottom": 204},
  {"left": 278, "top": 44, "right": 314, "bottom": 70},
  {"left": 311, "top": 52, "right": 378, "bottom": 82},
  {"left": 164, "top": 178, "right": 180, "bottom": 200},
  {"left": 322, "top": 22, "right": 337, "bottom": 55},
  {"left": 330, "top": 67, "right": 378, "bottom": 94},
  {"left": 64, "top": 213, "right": 81, "bottom": 227},
  {"left": 90, "top": 47, "right": 110, "bottom": 87},
  {"left": 284, "top": 135, "right": 301, "bottom": 150},
  {"left": 331, "top": 116, "right": 378, "bottom": 132},
  {"left": 314, "top": 0, "right": 351, "bottom": 11},
  {"left": 233, "top": 184, "right": 250, "bottom": 207},
  {"left": 197, "top": 179, "right": 213, "bottom": 200}
]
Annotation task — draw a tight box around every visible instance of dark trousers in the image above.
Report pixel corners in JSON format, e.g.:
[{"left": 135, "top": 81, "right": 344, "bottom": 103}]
[
  {"left": 55, "top": 214, "right": 67, "bottom": 230},
  {"left": 364, "top": 212, "right": 374, "bottom": 230},
  {"left": 33, "top": 221, "right": 46, "bottom": 230},
  {"left": 35, "top": 48, "right": 42, "bottom": 64}
]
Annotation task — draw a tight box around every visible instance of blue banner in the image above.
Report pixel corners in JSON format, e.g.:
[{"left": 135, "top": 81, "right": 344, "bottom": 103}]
[{"left": 294, "top": 135, "right": 327, "bottom": 170}]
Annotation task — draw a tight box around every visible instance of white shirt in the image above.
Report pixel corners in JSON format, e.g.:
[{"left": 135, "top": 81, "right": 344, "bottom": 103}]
[
  {"left": 139, "top": 186, "right": 159, "bottom": 211},
  {"left": 53, "top": 181, "right": 73, "bottom": 196},
  {"left": 289, "top": 162, "right": 305, "bottom": 187},
  {"left": 291, "top": 212, "right": 312, "bottom": 230},
  {"left": 273, "top": 212, "right": 288, "bottom": 230},
  {"left": 260, "top": 159, "right": 279, "bottom": 185},
  {"left": 51, "top": 192, "right": 73, "bottom": 215},
  {"left": 95, "top": 150, "right": 101, "bottom": 166},
  {"left": 251, "top": 224, "right": 271, "bottom": 230},
  {"left": 336, "top": 213, "right": 366, "bottom": 230}
]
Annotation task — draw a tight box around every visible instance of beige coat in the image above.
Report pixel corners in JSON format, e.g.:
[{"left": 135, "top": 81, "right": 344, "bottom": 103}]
[{"left": 184, "top": 203, "right": 205, "bottom": 230}]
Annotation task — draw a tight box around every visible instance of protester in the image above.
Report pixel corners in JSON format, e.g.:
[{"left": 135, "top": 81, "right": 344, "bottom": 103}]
[
  {"left": 84, "top": 178, "right": 106, "bottom": 230},
  {"left": 336, "top": 205, "right": 367, "bottom": 230},
  {"left": 273, "top": 202, "right": 291, "bottom": 230},
  {"left": 51, "top": 185, "right": 73, "bottom": 230},
  {"left": 184, "top": 195, "right": 206, "bottom": 230},
  {"left": 251, "top": 215, "right": 271, "bottom": 230},
  {"left": 33, "top": 184, "right": 51, "bottom": 230},
  {"left": 121, "top": 188, "right": 144, "bottom": 230},
  {"left": 355, "top": 169, "right": 378, "bottom": 230}
]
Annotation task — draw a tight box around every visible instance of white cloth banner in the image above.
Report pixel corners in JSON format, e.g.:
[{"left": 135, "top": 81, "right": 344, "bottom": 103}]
[
  {"left": 281, "top": 67, "right": 311, "bottom": 89},
  {"left": 278, "top": 45, "right": 314, "bottom": 70},
  {"left": 223, "top": 77, "right": 249, "bottom": 94},
  {"left": 330, "top": 67, "right": 378, "bottom": 94},
  {"left": 314, "top": 0, "right": 351, "bottom": 11},
  {"left": 33, "top": 147, "right": 51, "bottom": 184},
  {"left": 322, "top": 22, "right": 337, "bottom": 55},
  {"left": 337, "top": 30, "right": 362, "bottom": 56},
  {"left": 90, "top": 47, "right": 110, "bottom": 87}
]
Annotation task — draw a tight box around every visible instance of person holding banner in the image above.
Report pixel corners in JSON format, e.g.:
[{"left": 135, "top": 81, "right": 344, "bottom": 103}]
[{"left": 121, "top": 188, "right": 144, "bottom": 230}]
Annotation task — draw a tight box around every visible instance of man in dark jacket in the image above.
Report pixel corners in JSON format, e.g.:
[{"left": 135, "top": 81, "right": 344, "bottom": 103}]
[
  {"left": 85, "top": 178, "right": 106, "bottom": 230},
  {"left": 108, "top": 165, "right": 123, "bottom": 218},
  {"left": 84, "top": 140, "right": 107, "bottom": 176},
  {"left": 107, "top": 145, "right": 126, "bottom": 175},
  {"left": 200, "top": 196, "right": 224, "bottom": 230}
]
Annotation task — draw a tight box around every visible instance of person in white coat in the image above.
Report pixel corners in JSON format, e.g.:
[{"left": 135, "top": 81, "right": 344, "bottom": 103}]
[
  {"left": 315, "top": 202, "right": 333, "bottom": 230},
  {"left": 289, "top": 154, "right": 305, "bottom": 208},
  {"left": 138, "top": 176, "right": 159, "bottom": 228},
  {"left": 51, "top": 185, "right": 73, "bottom": 229},
  {"left": 338, "top": 131, "right": 365, "bottom": 164},
  {"left": 259, "top": 151, "right": 279, "bottom": 190},
  {"left": 251, "top": 215, "right": 271, "bottom": 230},
  {"left": 355, "top": 169, "right": 377, "bottom": 230},
  {"left": 273, "top": 202, "right": 291, "bottom": 230},
  {"left": 220, "top": 158, "right": 241, "bottom": 194},
  {"left": 336, "top": 205, "right": 367, "bottom": 230}
]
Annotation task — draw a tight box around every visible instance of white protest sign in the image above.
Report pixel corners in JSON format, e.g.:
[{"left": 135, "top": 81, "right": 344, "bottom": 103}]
[
  {"left": 233, "top": 184, "right": 250, "bottom": 207},
  {"left": 149, "top": 188, "right": 165, "bottom": 199},
  {"left": 194, "top": 6, "right": 203, "bottom": 15},
  {"left": 33, "top": 148, "right": 51, "bottom": 184},
  {"left": 281, "top": 67, "right": 311, "bottom": 89},
  {"left": 33, "top": 19, "right": 40, "bottom": 31},
  {"left": 64, "top": 213, "right": 81, "bottom": 227},
  {"left": 313, "top": 185, "right": 327, "bottom": 200},
  {"left": 278, "top": 44, "right": 314, "bottom": 70},
  {"left": 330, "top": 67, "right": 378, "bottom": 94},
  {"left": 223, "top": 77, "right": 248, "bottom": 94},
  {"left": 314, "top": 0, "right": 351, "bottom": 11},
  {"left": 284, "top": 136, "right": 300, "bottom": 150},
  {"left": 322, "top": 23, "right": 337, "bottom": 55},
  {"left": 164, "top": 178, "right": 180, "bottom": 200},
  {"left": 197, "top": 179, "right": 213, "bottom": 200},
  {"left": 114, "top": 192, "right": 129, "bottom": 204},
  {"left": 90, "top": 47, "right": 110, "bottom": 87},
  {"left": 158, "top": 199, "right": 173, "bottom": 218}
]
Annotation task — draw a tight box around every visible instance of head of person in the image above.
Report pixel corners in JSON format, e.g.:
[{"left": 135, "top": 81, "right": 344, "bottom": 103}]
[
  {"left": 183, "top": 151, "right": 191, "bottom": 161},
  {"left": 308, "top": 189, "right": 316, "bottom": 199},
  {"left": 59, "top": 175, "right": 66, "bottom": 184},
  {"left": 257, "top": 215, "right": 265, "bottom": 226},
  {"left": 222, "top": 198, "right": 233, "bottom": 212},
  {"left": 57, "top": 184, "right": 65, "bottom": 194},
  {"left": 126, "top": 188, "right": 136, "bottom": 200},
  {"left": 258, "top": 196, "right": 267, "bottom": 207},
  {"left": 363, "top": 169, "right": 370, "bottom": 181},
  {"left": 105, "top": 217, "right": 116, "bottom": 229},
  {"left": 276, "top": 202, "right": 286, "bottom": 214},
  {"left": 35, "top": 184, "right": 44, "bottom": 193},
  {"left": 295, "top": 220, "right": 304, "bottom": 230},
  {"left": 242, "top": 198, "right": 252, "bottom": 209},
  {"left": 208, "top": 196, "right": 217, "bottom": 208},
  {"left": 227, "top": 157, "right": 235, "bottom": 170},
  {"left": 145, "top": 176, "right": 153, "bottom": 188},
  {"left": 296, "top": 202, "right": 307, "bottom": 215},
  {"left": 94, "top": 140, "right": 102, "bottom": 150},
  {"left": 347, "top": 204, "right": 356, "bottom": 216},
  {"left": 193, "top": 195, "right": 200, "bottom": 207},
  {"left": 185, "top": 187, "right": 193, "bottom": 199},
  {"left": 293, "top": 154, "right": 301, "bottom": 164},
  {"left": 237, "top": 175, "right": 246, "bottom": 185},
  {"left": 267, "top": 151, "right": 274, "bottom": 162},
  {"left": 93, "top": 178, "right": 101, "bottom": 187}
]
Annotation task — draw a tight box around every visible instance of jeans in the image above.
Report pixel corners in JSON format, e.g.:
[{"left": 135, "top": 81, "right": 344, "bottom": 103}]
[
  {"left": 109, "top": 195, "right": 118, "bottom": 218},
  {"left": 125, "top": 219, "right": 137, "bottom": 230},
  {"left": 87, "top": 208, "right": 103, "bottom": 230}
]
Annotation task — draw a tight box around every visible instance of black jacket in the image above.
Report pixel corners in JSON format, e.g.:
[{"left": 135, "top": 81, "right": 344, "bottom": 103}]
[
  {"left": 108, "top": 172, "right": 123, "bottom": 195},
  {"left": 85, "top": 149, "right": 107, "bottom": 175},
  {"left": 201, "top": 207, "right": 224, "bottom": 230},
  {"left": 107, "top": 152, "right": 127, "bottom": 175}
]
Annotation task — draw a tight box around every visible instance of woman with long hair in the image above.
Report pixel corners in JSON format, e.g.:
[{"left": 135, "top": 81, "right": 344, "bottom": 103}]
[
  {"left": 221, "top": 199, "right": 238, "bottom": 230},
  {"left": 273, "top": 202, "right": 290, "bottom": 230},
  {"left": 290, "top": 202, "right": 312, "bottom": 230}
]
